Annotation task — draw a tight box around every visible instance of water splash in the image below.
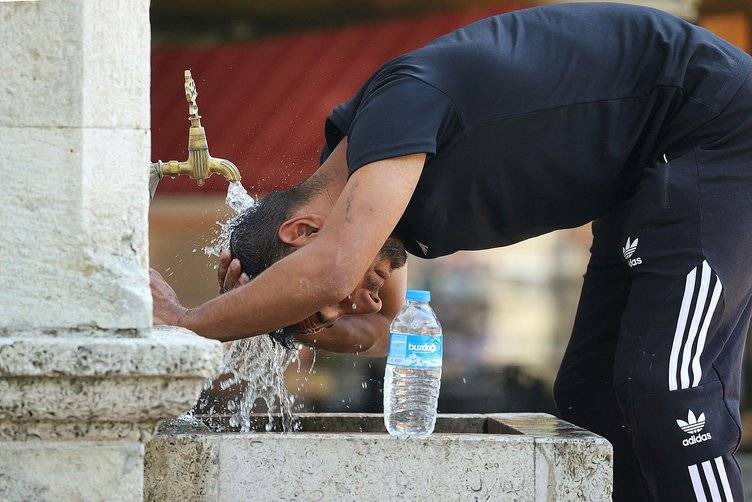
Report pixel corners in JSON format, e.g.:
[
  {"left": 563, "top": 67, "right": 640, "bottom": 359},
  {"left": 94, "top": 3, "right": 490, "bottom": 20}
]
[
  {"left": 226, "top": 180, "right": 256, "bottom": 214},
  {"left": 203, "top": 181, "right": 257, "bottom": 258},
  {"left": 218, "top": 336, "right": 300, "bottom": 432},
  {"left": 197, "top": 181, "right": 300, "bottom": 432}
]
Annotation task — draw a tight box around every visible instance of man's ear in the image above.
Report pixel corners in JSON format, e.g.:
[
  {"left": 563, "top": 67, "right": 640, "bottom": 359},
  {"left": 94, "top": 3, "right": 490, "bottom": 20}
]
[{"left": 278, "top": 214, "right": 326, "bottom": 248}]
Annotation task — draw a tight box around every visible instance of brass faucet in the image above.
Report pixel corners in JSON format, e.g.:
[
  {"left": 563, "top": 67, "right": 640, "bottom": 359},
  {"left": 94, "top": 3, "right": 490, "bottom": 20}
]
[{"left": 153, "top": 70, "right": 241, "bottom": 186}]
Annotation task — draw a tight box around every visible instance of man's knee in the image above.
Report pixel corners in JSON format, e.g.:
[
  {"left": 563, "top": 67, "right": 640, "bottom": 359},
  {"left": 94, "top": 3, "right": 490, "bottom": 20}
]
[
  {"left": 552, "top": 373, "right": 571, "bottom": 416},
  {"left": 552, "top": 373, "right": 590, "bottom": 422},
  {"left": 553, "top": 375, "right": 625, "bottom": 436}
]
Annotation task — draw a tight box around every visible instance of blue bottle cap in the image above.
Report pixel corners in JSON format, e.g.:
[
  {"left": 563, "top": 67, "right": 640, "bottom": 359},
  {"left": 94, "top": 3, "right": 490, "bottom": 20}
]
[{"left": 405, "top": 289, "right": 431, "bottom": 302}]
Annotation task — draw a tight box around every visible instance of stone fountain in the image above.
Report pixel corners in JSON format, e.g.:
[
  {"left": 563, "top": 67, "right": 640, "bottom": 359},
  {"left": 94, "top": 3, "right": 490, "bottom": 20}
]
[{"left": 145, "top": 413, "right": 612, "bottom": 501}]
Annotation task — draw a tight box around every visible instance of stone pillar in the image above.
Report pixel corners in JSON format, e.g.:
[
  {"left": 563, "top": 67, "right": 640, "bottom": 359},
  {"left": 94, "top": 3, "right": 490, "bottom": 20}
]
[{"left": 0, "top": 1, "right": 222, "bottom": 500}]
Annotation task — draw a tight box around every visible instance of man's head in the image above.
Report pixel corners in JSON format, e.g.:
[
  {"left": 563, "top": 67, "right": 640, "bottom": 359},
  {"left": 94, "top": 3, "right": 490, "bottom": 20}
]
[
  {"left": 229, "top": 181, "right": 324, "bottom": 281},
  {"left": 230, "top": 176, "right": 406, "bottom": 319}
]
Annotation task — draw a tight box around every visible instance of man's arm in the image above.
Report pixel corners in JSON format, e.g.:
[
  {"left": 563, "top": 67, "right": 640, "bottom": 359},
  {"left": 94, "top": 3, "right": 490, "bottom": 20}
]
[
  {"left": 151, "top": 151, "right": 425, "bottom": 341},
  {"left": 215, "top": 251, "right": 407, "bottom": 356},
  {"left": 295, "top": 264, "right": 407, "bottom": 356}
]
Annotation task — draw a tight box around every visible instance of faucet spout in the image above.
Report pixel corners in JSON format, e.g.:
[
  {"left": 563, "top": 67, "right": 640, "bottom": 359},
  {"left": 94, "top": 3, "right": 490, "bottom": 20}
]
[
  {"left": 153, "top": 70, "right": 242, "bottom": 187},
  {"left": 208, "top": 157, "right": 241, "bottom": 182}
]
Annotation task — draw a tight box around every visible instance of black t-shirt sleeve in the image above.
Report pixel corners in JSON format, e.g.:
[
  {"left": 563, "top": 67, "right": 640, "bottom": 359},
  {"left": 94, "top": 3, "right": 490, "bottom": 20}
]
[
  {"left": 343, "top": 76, "right": 458, "bottom": 175},
  {"left": 320, "top": 100, "right": 353, "bottom": 165}
]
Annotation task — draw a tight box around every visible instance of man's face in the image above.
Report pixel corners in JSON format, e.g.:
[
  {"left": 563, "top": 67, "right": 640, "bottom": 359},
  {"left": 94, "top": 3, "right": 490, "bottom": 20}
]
[
  {"left": 287, "top": 236, "right": 406, "bottom": 337},
  {"left": 277, "top": 195, "right": 406, "bottom": 319},
  {"left": 334, "top": 237, "right": 406, "bottom": 315},
  {"left": 238, "top": 193, "right": 408, "bottom": 334}
]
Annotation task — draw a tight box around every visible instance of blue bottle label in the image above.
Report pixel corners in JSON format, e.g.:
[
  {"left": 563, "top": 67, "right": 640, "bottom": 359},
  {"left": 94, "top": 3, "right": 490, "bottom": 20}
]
[{"left": 387, "top": 332, "right": 443, "bottom": 368}]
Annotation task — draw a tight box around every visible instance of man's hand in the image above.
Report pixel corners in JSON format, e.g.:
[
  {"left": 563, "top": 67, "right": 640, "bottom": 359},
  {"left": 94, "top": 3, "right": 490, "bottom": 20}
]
[
  {"left": 217, "top": 251, "right": 340, "bottom": 338},
  {"left": 150, "top": 268, "right": 188, "bottom": 325},
  {"left": 294, "top": 264, "right": 407, "bottom": 356},
  {"left": 217, "top": 250, "right": 250, "bottom": 294}
]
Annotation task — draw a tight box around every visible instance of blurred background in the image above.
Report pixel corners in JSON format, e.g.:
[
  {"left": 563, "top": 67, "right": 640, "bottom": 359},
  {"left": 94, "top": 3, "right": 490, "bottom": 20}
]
[{"left": 148, "top": 0, "right": 752, "bottom": 443}]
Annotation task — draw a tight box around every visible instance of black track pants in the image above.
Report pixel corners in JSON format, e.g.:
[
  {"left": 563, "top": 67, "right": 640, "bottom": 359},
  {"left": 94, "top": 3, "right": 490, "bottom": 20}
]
[{"left": 555, "top": 73, "right": 752, "bottom": 501}]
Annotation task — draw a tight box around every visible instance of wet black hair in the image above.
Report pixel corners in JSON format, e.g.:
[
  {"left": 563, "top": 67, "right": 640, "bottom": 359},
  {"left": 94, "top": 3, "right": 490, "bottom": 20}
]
[
  {"left": 229, "top": 178, "right": 330, "bottom": 348},
  {"left": 229, "top": 178, "right": 327, "bottom": 280}
]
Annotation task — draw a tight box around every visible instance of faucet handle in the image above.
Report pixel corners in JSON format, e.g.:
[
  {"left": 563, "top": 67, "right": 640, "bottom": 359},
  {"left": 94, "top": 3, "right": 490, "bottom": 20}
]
[{"left": 184, "top": 69, "right": 199, "bottom": 117}]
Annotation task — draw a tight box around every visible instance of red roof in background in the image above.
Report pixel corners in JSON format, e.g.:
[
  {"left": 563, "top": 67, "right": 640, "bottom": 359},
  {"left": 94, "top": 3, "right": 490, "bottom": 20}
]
[{"left": 151, "top": 3, "right": 529, "bottom": 195}]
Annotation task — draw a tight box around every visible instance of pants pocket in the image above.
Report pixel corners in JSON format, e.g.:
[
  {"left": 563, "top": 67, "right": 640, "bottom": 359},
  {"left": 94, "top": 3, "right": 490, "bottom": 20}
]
[{"left": 628, "top": 380, "right": 738, "bottom": 468}]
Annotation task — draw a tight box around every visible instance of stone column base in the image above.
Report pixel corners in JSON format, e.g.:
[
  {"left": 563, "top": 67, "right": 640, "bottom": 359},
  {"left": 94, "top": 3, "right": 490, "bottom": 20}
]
[
  {"left": 0, "top": 441, "right": 143, "bottom": 501},
  {"left": 0, "top": 326, "right": 223, "bottom": 501}
]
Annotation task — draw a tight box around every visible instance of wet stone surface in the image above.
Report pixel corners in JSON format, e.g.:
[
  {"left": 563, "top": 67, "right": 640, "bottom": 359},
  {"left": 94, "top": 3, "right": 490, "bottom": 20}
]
[
  {"left": 146, "top": 413, "right": 613, "bottom": 501},
  {"left": 163, "top": 412, "right": 504, "bottom": 435}
]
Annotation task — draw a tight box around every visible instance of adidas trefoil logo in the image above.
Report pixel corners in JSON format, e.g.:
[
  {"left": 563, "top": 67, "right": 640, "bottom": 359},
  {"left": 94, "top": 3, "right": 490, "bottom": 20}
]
[
  {"left": 623, "top": 237, "right": 639, "bottom": 258},
  {"left": 677, "top": 410, "right": 705, "bottom": 433},
  {"left": 676, "top": 410, "right": 712, "bottom": 447},
  {"left": 623, "top": 237, "right": 642, "bottom": 267},
  {"left": 416, "top": 240, "right": 429, "bottom": 256}
]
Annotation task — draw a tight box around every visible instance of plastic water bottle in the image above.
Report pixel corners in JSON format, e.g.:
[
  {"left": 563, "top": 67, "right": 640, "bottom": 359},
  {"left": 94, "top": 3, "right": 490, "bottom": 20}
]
[{"left": 384, "top": 289, "right": 443, "bottom": 437}]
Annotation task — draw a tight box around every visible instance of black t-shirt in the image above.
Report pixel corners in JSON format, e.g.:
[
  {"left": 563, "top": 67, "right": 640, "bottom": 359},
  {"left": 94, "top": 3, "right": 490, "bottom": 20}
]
[{"left": 322, "top": 3, "right": 752, "bottom": 258}]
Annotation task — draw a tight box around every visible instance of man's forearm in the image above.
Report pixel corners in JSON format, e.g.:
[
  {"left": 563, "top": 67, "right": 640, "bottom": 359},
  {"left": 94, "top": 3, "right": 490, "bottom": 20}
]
[
  {"left": 179, "top": 241, "right": 351, "bottom": 341},
  {"left": 295, "top": 313, "right": 390, "bottom": 356}
]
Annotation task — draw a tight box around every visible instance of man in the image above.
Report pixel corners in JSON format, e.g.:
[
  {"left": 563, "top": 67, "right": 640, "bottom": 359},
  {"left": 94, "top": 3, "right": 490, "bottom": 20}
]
[
  {"left": 223, "top": 181, "right": 407, "bottom": 355},
  {"left": 150, "top": 4, "right": 752, "bottom": 500}
]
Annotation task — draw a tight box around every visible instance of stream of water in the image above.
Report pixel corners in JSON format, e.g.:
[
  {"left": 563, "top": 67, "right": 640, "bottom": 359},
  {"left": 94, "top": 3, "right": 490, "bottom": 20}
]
[
  {"left": 194, "top": 181, "right": 302, "bottom": 432},
  {"left": 202, "top": 181, "right": 256, "bottom": 258}
]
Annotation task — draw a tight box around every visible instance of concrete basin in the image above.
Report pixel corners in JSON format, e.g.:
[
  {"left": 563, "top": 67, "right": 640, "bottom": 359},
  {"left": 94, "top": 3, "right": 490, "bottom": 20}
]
[{"left": 145, "top": 413, "right": 612, "bottom": 501}]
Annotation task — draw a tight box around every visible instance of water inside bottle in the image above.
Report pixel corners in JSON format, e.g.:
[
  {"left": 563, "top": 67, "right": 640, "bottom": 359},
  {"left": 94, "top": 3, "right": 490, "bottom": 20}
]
[{"left": 384, "top": 296, "right": 443, "bottom": 438}]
